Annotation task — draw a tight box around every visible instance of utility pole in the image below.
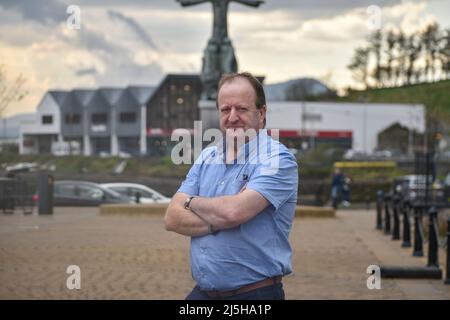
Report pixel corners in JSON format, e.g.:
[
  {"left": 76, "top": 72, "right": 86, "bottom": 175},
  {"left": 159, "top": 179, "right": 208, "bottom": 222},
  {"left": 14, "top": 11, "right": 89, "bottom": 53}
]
[
  {"left": 363, "top": 103, "right": 367, "bottom": 153},
  {"left": 301, "top": 101, "right": 307, "bottom": 149}
]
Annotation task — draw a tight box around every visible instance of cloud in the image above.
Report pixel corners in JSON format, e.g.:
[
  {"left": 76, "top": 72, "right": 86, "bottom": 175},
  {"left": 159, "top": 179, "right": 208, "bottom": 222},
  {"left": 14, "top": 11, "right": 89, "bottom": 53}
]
[
  {"left": 70, "top": 27, "right": 125, "bottom": 54},
  {"left": 0, "top": 0, "right": 447, "bottom": 118},
  {"left": 64, "top": 0, "right": 404, "bottom": 14},
  {"left": 75, "top": 67, "right": 98, "bottom": 76},
  {"left": 107, "top": 10, "right": 159, "bottom": 50},
  {"left": 231, "top": 0, "right": 435, "bottom": 86},
  {"left": 0, "top": 0, "right": 67, "bottom": 25},
  {"left": 0, "top": 0, "right": 165, "bottom": 96},
  {"left": 260, "top": 0, "right": 403, "bottom": 12}
]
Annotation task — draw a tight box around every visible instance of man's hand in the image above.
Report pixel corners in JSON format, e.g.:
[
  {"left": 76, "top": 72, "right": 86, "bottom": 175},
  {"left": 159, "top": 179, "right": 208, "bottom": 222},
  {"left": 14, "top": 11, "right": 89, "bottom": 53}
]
[
  {"left": 189, "top": 189, "right": 270, "bottom": 230},
  {"left": 164, "top": 192, "right": 210, "bottom": 237}
]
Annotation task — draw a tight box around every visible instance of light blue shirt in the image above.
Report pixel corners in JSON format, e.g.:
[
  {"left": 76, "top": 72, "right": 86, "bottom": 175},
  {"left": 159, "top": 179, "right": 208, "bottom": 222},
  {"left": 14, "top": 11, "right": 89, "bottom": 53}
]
[{"left": 177, "top": 131, "right": 299, "bottom": 291}]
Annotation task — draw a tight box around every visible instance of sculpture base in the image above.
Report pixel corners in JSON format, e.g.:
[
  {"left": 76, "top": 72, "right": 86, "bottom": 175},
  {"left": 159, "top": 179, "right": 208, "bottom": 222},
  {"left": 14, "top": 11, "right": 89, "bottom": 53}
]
[{"left": 198, "top": 99, "right": 219, "bottom": 131}]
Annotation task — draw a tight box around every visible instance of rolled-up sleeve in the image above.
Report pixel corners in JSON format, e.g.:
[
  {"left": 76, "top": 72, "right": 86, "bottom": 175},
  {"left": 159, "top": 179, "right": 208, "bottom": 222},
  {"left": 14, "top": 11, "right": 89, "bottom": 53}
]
[
  {"left": 177, "top": 163, "right": 201, "bottom": 196},
  {"left": 177, "top": 148, "right": 215, "bottom": 196},
  {"left": 246, "top": 150, "right": 298, "bottom": 211}
]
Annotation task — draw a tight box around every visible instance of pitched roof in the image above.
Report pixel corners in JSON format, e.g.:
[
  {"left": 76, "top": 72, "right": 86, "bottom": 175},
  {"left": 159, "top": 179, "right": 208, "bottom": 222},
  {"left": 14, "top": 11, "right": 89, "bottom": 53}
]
[
  {"left": 72, "top": 89, "right": 96, "bottom": 107},
  {"left": 61, "top": 91, "right": 84, "bottom": 112},
  {"left": 48, "top": 90, "right": 68, "bottom": 105},
  {"left": 126, "top": 86, "right": 155, "bottom": 105},
  {"left": 99, "top": 88, "right": 124, "bottom": 107}
]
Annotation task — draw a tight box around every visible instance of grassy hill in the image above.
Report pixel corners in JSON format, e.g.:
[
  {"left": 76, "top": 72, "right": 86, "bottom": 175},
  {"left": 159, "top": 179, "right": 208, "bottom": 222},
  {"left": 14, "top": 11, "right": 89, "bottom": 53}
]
[
  {"left": 337, "top": 80, "right": 450, "bottom": 121},
  {"left": 0, "top": 153, "right": 190, "bottom": 177}
]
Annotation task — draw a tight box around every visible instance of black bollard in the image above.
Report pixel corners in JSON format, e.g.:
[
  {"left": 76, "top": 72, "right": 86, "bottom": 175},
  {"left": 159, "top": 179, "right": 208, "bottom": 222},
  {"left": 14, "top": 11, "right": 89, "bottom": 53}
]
[
  {"left": 384, "top": 193, "right": 391, "bottom": 235},
  {"left": 401, "top": 200, "right": 411, "bottom": 248},
  {"left": 392, "top": 194, "right": 401, "bottom": 240},
  {"left": 376, "top": 190, "right": 383, "bottom": 230},
  {"left": 427, "top": 206, "right": 440, "bottom": 268},
  {"left": 135, "top": 192, "right": 141, "bottom": 204},
  {"left": 445, "top": 216, "right": 450, "bottom": 285},
  {"left": 413, "top": 207, "right": 424, "bottom": 257},
  {"left": 38, "top": 173, "right": 54, "bottom": 215},
  {"left": 366, "top": 195, "right": 371, "bottom": 210}
]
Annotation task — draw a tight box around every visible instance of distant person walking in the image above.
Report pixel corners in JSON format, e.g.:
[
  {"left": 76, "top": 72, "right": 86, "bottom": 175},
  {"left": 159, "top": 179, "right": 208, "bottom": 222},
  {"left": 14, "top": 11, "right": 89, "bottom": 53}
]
[
  {"left": 341, "top": 175, "right": 351, "bottom": 207},
  {"left": 331, "top": 168, "right": 344, "bottom": 209}
]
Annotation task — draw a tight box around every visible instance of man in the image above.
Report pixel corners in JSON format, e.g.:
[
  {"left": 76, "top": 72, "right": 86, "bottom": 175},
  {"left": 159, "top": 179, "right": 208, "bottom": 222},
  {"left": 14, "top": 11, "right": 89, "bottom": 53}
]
[
  {"left": 330, "top": 168, "right": 344, "bottom": 209},
  {"left": 164, "top": 72, "right": 298, "bottom": 300}
]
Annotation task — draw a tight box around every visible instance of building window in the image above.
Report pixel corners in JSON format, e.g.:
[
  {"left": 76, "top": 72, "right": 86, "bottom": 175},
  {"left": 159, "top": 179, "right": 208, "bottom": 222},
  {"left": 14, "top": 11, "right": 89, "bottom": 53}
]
[
  {"left": 92, "top": 113, "right": 107, "bottom": 124},
  {"left": 170, "top": 84, "right": 177, "bottom": 92},
  {"left": 119, "top": 112, "right": 137, "bottom": 123},
  {"left": 184, "top": 84, "right": 191, "bottom": 92},
  {"left": 23, "top": 139, "right": 35, "bottom": 147},
  {"left": 65, "top": 113, "right": 81, "bottom": 124},
  {"left": 42, "top": 115, "right": 53, "bottom": 125},
  {"left": 176, "top": 98, "right": 184, "bottom": 105}
]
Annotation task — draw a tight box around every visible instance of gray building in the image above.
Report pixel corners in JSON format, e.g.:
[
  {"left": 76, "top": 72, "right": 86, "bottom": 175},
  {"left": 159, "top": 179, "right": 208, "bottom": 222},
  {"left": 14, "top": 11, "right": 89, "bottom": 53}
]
[
  {"left": 20, "top": 86, "right": 155, "bottom": 156},
  {"left": 20, "top": 74, "right": 202, "bottom": 157}
]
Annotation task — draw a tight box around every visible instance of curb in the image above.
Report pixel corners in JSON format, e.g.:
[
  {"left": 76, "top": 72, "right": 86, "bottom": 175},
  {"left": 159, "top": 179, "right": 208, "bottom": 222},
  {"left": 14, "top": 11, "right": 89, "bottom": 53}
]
[{"left": 99, "top": 203, "right": 336, "bottom": 218}]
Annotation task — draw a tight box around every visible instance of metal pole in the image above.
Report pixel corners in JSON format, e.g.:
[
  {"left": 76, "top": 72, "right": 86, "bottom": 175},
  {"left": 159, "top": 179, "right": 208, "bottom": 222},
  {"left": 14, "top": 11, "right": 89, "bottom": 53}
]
[
  {"left": 392, "top": 194, "right": 401, "bottom": 240},
  {"left": 413, "top": 206, "right": 424, "bottom": 257},
  {"left": 402, "top": 200, "right": 411, "bottom": 247},
  {"left": 424, "top": 151, "right": 432, "bottom": 212},
  {"left": 445, "top": 216, "right": 450, "bottom": 284},
  {"left": 384, "top": 193, "right": 391, "bottom": 235},
  {"left": 427, "top": 206, "right": 439, "bottom": 268},
  {"left": 376, "top": 190, "right": 383, "bottom": 230}
]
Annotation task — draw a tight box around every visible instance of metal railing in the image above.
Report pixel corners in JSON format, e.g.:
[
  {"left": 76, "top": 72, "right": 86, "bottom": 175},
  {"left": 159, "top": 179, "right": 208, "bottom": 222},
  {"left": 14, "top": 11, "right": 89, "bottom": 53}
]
[
  {"left": 0, "top": 175, "right": 36, "bottom": 214},
  {"left": 374, "top": 150, "right": 450, "bottom": 284}
]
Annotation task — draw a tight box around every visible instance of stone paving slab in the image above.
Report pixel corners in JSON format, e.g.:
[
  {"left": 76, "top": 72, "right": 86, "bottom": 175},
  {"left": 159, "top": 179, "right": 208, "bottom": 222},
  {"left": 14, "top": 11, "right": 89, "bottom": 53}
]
[{"left": 0, "top": 208, "right": 449, "bottom": 299}]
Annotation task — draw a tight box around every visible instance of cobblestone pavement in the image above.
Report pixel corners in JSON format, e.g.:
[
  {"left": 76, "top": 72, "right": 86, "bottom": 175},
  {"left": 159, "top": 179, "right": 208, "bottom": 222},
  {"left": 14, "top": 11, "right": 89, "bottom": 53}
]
[{"left": 0, "top": 208, "right": 449, "bottom": 299}]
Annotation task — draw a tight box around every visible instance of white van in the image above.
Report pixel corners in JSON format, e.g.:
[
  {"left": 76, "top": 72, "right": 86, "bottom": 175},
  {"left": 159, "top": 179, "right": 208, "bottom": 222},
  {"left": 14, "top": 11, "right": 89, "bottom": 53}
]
[{"left": 51, "top": 141, "right": 81, "bottom": 156}]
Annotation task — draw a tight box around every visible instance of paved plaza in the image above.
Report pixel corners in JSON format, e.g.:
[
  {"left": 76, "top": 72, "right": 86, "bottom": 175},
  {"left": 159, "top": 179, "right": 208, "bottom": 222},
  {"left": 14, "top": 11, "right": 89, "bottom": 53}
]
[{"left": 0, "top": 207, "right": 449, "bottom": 299}]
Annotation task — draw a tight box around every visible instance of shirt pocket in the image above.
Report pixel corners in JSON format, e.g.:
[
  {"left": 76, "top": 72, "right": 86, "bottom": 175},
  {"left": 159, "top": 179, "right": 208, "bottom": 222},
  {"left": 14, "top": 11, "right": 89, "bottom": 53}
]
[{"left": 231, "top": 171, "right": 250, "bottom": 194}]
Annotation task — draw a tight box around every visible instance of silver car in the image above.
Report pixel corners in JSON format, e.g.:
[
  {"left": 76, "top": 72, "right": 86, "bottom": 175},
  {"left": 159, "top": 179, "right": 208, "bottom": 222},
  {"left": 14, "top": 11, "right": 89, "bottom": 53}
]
[{"left": 100, "top": 183, "right": 171, "bottom": 204}]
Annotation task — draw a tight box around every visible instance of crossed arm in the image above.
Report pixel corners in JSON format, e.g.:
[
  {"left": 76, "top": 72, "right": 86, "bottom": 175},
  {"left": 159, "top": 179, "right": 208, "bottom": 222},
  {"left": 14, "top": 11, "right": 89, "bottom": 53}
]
[{"left": 164, "top": 189, "right": 269, "bottom": 237}]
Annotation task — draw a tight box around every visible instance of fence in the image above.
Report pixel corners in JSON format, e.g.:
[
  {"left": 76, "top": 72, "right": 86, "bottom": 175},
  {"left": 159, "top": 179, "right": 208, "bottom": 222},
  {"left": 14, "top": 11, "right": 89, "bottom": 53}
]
[
  {"left": 0, "top": 174, "right": 36, "bottom": 214},
  {"left": 374, "top": 151, "right": 450, "bottom": 283}
]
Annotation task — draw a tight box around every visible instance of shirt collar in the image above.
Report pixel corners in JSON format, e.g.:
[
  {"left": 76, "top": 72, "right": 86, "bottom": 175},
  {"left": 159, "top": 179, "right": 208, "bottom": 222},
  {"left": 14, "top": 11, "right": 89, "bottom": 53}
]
[{"left": 214, "top": 130, "right": 269, "bottom": 164}]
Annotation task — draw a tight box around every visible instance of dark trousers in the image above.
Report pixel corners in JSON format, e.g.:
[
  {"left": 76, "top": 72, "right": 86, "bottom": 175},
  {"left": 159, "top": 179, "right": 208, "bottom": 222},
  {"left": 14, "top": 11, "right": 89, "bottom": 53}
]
[{"left": 186, "top": 283, "right": 285, "bottom": 300}]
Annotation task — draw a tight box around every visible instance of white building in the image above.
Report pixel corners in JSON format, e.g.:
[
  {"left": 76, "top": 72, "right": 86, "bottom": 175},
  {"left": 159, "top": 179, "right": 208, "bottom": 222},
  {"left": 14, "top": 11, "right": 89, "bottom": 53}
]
[
  {"left": 266, "top": 101, "right": 425, "bottom": 153},
  {"left": 19, "top": 85, "right": 426, "bottom": 157},
  {"left": 19, "top": 91, "right": 64, "bottom": 154}
]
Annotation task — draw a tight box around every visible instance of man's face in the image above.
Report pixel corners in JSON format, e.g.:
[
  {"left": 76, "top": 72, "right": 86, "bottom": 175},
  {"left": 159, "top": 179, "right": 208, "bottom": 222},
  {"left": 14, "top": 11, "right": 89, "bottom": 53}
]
[{"left": 217, "top": 77, "right": 266, "bottom": 140}]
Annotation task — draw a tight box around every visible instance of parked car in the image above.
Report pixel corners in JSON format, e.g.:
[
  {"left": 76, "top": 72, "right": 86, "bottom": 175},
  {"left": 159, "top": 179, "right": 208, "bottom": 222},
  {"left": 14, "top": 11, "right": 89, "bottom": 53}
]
[
  {"left": 53, "top": 180, "right": 132, "bottom": 207},
  {"left": 343, "top": 149, "right": 367, "bottom": 160},
  {"left": 394, "top": 175, "right": 446, "bottom": 204},
  {"left": 100, "top": 183, "right": 171, "bottom": 204},
  {"left": 372, "top": 149, "right": 393, "bottom": 159},
  {"left": 444, "top": 172, "right": 450, "bottom": 187}
]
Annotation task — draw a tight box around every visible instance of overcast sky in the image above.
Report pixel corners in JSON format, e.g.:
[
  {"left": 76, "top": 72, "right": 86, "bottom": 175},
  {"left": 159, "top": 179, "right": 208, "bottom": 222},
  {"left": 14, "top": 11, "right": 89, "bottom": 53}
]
[{"left": 1, "top": 0, "right": 449, "bottom": 117}]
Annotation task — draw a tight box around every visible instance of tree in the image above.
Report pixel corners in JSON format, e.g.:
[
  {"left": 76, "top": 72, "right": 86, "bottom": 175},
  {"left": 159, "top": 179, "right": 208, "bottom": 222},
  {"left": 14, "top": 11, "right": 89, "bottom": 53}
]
[
  {"left": 348, "top": 47, "right": 370, "bottom": 89},
  {"left": 385, "top": 29, "right": 397, "bottom": 86},
  {"left": 395, "top": 30, "right": 406, "bottom": 86},
  {"left": 405, "top": 34, "right": 420, "bottom": 85},
  {"left": 420, "top": 22, "right": 440, "bottom": 82},
  {"left": 0, "top": 64, "right": 27, "bottom": 119},
  {"left": 438, "top": 28, "right": 450, "bottom": 80},
  {"left": 368, "top": 30, "right": 383, "bottom": 87}
]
